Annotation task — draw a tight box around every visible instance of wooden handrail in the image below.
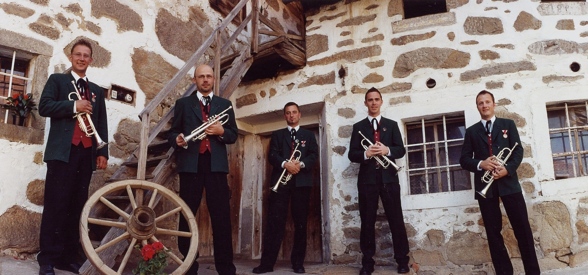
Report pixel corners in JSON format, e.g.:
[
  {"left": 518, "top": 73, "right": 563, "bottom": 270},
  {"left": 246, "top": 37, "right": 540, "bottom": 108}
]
[{"left": 139, "top": 0, "right": 251, "bottom": 118}]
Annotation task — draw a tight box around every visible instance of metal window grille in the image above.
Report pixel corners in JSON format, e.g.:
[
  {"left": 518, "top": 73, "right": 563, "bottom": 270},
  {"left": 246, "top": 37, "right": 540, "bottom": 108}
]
[
  {"left": 547, "top": 102, "right": 588, "bottom": 179},
  {"left": 405, "top": 115, "right": 471, "bottom": 194}
]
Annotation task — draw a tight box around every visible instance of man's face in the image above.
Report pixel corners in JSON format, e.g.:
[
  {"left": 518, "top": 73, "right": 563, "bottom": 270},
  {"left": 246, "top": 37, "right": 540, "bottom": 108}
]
[
  {"left": 193, "top": 65, "right": 214, "bottom": 95},
  {"left": 284, "top": 105, "right": 301, "bottom": 127},
  {"left": 69, "top": 45, "right": 92, "bottom": 76},
  {"left": 476, "top": 93, "right": 496, "bottom": 120},
  {"left": 364, "top": 91, "right": 382, "bottom": 116}
]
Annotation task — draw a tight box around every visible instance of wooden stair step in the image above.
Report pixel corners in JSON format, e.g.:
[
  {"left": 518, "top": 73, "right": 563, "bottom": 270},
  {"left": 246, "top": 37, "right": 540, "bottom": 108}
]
[
  {"left": 105, "top": 174, "right": 154, "bottom": 183},
  {"left": 148, "top": 140, "right": 170, "bottom": 153}
]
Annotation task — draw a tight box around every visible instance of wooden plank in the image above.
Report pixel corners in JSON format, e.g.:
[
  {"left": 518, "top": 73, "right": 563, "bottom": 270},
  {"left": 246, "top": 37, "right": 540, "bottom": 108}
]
[
  {"left": 251, "top": 0, "right": 259, "bottom": 54},
  {"left": 137, "top": 113, "right": 149, "bottom": 180},
  {"left": 259, "top": 29, "right": 304, "bottom": 41}
]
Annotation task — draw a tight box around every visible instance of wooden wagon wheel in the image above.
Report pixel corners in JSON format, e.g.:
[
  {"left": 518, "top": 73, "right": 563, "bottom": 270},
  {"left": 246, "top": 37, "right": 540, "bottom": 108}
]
[{"left": 79, "top": 180, "right": 198, "bottom": 275}]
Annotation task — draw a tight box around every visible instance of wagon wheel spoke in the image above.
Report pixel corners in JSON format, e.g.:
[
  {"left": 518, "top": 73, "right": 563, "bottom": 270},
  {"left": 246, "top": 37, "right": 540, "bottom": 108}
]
[
  {"left": 95, "top": 232, "right": 130, "bottom": 253},
  {"left": 117, "top": 237, "right": 137, "bottom": 274},
  {"left": 155, "top": 206, "right": 182, "bottom": 223},
  {"left": 99, "top": 196, "right": 130, "bottom": 220},
  {"left": 126, "top": 185, "right": 137, "bottom": 209},
  {"left": 150, "top": 236, "right": 184, "bottom": 265},
  {"left": 87, "top": 218, "right": 126, "bottom": 229}
]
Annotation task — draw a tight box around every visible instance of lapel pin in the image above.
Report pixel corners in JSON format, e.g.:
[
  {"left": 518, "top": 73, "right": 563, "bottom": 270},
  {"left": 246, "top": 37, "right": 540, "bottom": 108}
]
[{"left": 502, "top": 130, "right": 508, "bottom": 138}]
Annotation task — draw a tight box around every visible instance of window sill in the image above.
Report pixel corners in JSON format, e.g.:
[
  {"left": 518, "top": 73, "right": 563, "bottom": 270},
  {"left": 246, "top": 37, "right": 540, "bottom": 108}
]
[
  {"left": 402, "top": 189, "right": 476, "bottom": 210},
  {"left": 392, "top": 12, "right": 456, "bottom": 34},
  {"left": 0, "top": 122, "right": 44, "bottom": 144}
]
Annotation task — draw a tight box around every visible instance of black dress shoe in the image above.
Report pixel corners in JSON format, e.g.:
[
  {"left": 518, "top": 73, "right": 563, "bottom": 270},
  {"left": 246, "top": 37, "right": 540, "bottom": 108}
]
[
  {"left": 39, "top": 265, "right": 55, "bottom": 275},
  {"left": 397, "top": 263, "right": 410, "bottom": 274},
  {"left": 359, "top": 267, "right": 373, "bottom": 275},
  {"left": 55, "top": 262, "right": 81, "bottom": 274},
  {"left": 252, "top": 265, "right": 273, "bottom": 274},
  {"left": 293, "top": 266, "right": 305, "bottom": 273}
]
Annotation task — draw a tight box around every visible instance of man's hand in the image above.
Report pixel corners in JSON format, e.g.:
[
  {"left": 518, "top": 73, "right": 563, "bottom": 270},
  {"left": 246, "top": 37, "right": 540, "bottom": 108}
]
[
  {"left": 76, "top": 100, "right": 93, "bottom": 114},
  {"left": 480, "top": 156, "right": 500, "bottom": 171},
  {"left": 176, "top": 133, "right": 188, "bottom": 148},
  {"left": 284, "top": 160, "right": 301, "bottom": 175},
  {"left": 96, "top": 156, "right": 107, "bottom": 170},
  {"left": 366, "top": 142, "right": 389, "bottom": 158},
  {"left": 492, "top": 166, "right": 509, "bottom": 180},
  {"left": 205, "top": 121, "right": 225, "bottom": 136}
]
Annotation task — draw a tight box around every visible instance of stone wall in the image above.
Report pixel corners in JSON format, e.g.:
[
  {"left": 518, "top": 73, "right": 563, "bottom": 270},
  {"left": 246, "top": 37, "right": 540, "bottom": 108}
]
[{"left": 230, "top": 0, "right": 588, "bottom": 273}]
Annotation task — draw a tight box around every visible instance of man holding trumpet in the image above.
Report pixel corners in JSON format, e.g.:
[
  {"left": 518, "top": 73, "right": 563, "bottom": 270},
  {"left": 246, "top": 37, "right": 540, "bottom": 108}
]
[
  {"left": 169, "top": 64, "right": 238, "bottom": 275},
  {"left": 460, "top": 90, "right": 539, "bottom": 274},
  {"left": 38, "top": 38, "right": 109, "bottom": 275},
  {"left": 348, "top": 87, "right": 410, "bottom": 275},
  {"left": 253, "top": 102, "right": 318, "bottom": 274}
]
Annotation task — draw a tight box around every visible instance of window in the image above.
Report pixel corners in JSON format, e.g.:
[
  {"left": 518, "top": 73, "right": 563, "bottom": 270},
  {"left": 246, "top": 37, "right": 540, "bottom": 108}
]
[
  {"left": 405, "top": 114, "right": 471, "bottom": 194},
  {"left": 1, "top": 49, "right": 32, "bottom": 126},
  {"left": 403, "top": 0, "right": 447, "bottom": 19},
  {"left": 547, "top": 102, "right": 588, "bottom": 179}
]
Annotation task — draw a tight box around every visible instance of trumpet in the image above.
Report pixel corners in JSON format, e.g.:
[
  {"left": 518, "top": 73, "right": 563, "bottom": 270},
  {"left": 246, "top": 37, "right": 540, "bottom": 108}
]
[
  {"left": 182, "top": 106, "right": 232, "bottom": 149},
  {"left": 477, "top": 142, "right": 519, "bottom": 198},
  {"left": 358, "top": 131, "right": 402, "bottom": 172},
  {"left": 271, "top": 142, "right": 302, "bottom": 192},
  {"left": 69, "top": 80, "right": 107, "bottom": 149}
]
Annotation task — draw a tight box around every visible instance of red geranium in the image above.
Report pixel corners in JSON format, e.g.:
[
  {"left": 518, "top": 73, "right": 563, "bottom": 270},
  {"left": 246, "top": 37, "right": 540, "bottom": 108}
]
[{"left": 133, "top": 242, "right": 169, "bottom": 275}]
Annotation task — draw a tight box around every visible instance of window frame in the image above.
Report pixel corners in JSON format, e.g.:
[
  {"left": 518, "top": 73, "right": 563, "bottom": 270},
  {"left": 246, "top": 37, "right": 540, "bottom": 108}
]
[
  {"left": 546, "top": 101, "right": 588, "bottom": 179},
  {"left": 1, "top": 49, "right": 33, "bottom": 125},
  {"left": 404, "top": 114, "right": 471, "bottom": 195}
]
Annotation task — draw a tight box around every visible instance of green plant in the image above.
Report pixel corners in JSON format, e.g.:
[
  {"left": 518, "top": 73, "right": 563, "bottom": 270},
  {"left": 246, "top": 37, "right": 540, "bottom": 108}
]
[
  {"left": 132, "top": 241, "right": 169, "bottom": 275},
  {"left": 5, "top": 92, "right": 36, "bottom": 118}
]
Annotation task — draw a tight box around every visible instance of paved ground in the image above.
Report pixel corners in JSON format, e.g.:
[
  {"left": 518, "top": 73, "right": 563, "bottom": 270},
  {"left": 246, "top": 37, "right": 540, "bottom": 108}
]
[{"left": 2, "top": 255, "right": 588, "bottom": 275}]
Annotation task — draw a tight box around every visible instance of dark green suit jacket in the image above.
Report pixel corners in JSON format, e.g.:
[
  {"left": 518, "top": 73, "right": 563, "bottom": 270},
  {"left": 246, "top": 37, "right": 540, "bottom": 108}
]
[
  {"left": 460, "top": 117, "right": 523, "bottom": 199},
  {"left": 39, "top": 73, "right": 109, "bottom": 170},
  {"left": 268, "top": 127, "right": 318, "bottom": 188},
  {"left": 168, "top": 94, "right": 238, "bottom": 173},
  {"left": 348, "top": 117, "right": 405, "bottom": 184}
]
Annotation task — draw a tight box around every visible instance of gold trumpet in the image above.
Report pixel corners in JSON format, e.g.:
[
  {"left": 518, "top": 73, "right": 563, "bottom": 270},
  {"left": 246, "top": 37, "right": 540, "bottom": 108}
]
[
  {"left": 477, "top": 142, "right": 519, "bottom": 198},
  {"left": 358, "top": 131, "right": 402, "bottom": 172},
  {"left": 69, "top": 80, "right": 107, "bottom": 149},
  {"left": 182, "top": 106, "right": 232, "bottom": 149},
  {"left": 271, "top": 141, "right": 302, "bottom": 192}
]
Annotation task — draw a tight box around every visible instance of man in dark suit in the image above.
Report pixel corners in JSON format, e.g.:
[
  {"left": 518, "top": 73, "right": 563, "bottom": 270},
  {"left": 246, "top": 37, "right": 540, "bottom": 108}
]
[
  {"left": 38, "top": 39, "right": 109, "bottom": 275},
  {"left": 348, "top": 87, "right": 410, "bottom": 275},
  {"left": 252, "top": 102, "right": 319, "bottom": 274},
  {"left": 460, "top": 90, "right": 539, "bottom": 274},
  {"left": 169, "top": 64, "right": 238, "bottom": 275}
]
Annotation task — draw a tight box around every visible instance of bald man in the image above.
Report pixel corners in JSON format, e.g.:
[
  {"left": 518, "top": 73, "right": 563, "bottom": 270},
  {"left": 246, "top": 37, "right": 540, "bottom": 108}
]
[{"left": 169, "top": 65, "right": 238, "bottom": 275}]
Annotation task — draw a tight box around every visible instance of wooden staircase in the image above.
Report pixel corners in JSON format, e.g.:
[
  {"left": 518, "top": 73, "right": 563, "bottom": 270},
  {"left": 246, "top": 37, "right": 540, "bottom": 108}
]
[{"left": 80, "top": 0, "right": 305, "bottom": 274}]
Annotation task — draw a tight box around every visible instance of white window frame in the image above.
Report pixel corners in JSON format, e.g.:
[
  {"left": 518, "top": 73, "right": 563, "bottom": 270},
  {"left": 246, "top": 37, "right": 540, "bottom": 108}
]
[
  {"left": 546, "top": 101, "right": 588, "bottom": 179},
  {"left": 1, "top": 49, "right": 33, "bottom": 125}
]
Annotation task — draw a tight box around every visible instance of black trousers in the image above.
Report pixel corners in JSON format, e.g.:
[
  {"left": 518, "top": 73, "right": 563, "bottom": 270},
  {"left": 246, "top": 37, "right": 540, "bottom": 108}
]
[
  {"left": 38, "top": 144, "right": 92, "bottom": 266},
  {"left": 178, "top": 152, "right": 236, "bottom": 275},
  {"left": 358, "top": 180, "right": 409, "bottom": 270},
  {"left": 259, "top": 185, "right": 312, "bottom": 269},
  {"left": 478, "top": 192, "right": 540, "bottom": 275}
]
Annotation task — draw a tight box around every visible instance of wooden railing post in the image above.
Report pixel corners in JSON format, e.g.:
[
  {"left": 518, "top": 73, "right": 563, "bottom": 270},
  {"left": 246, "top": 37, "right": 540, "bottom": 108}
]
[
  {"left": 251, "top": 0, "right": 259, "bottom": 54},
  {"left": 137, "top": 113, "right": 149, "bottom": 180}
]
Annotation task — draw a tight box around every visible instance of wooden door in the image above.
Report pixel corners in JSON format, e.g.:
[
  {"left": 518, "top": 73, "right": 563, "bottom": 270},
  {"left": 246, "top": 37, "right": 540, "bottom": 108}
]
[
  {"left": 195, "top": 134, "right": 244, "bottom": 256},
  {"left": 261, "top": 128, "right": 323, "bottom": 263}
]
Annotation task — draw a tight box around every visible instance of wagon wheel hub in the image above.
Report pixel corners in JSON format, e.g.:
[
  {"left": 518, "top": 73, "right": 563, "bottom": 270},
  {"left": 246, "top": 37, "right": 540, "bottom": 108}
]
[{"left": 127, "top": 206, "right": 157, "bottom": 240}]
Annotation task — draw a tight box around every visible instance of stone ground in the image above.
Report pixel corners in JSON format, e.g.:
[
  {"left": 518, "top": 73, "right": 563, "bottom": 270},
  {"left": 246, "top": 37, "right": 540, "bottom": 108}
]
[{"left": 1, "top": 256, "right": 588, "bottom": 275}]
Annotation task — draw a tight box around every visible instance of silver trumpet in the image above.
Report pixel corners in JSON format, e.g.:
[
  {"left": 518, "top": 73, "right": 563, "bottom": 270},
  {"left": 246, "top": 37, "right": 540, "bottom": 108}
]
[
  {"left": 182, "top": 106, "right": 232, "bottom": 149},
  {"left": 271, "top": 141, "right": 302, "bottom": 192},
  {"left": 69, "top": 80, "right": 107, "bottom": 149},
  {"left": 358, "top": 131, "right": 402, "bottom": 172},
  {"left": 477, "top": 142, "right": 519, "bottom": 198}
]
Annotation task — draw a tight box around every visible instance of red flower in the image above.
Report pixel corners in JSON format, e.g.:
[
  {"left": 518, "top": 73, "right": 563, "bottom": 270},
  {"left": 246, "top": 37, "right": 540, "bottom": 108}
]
[
  {"left": 141, "top": 244, "right": 155, "bottom": 261},
  {"left": 11, "top": 92, "right": 19, "bottom": 99},
  {"left": 23, "top": 94, "right": 30, "bottom": 100},
  {"left": 152, "top": 241, "right": 164, "bottom": 252}
]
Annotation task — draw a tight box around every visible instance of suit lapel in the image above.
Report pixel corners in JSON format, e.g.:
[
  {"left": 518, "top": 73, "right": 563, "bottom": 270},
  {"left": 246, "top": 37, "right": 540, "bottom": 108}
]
[
  {"left": 360, "top": 118, "right": 376, "bottom": 142},
  {"left": 475, "top": 121, "right": 489, "bottom": 145},
  {"left": 491, "top": 118, "right": 503, "bottom": 142},
  {"left": 190, "top": 95, "right": 203, "bottom": 122}
]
